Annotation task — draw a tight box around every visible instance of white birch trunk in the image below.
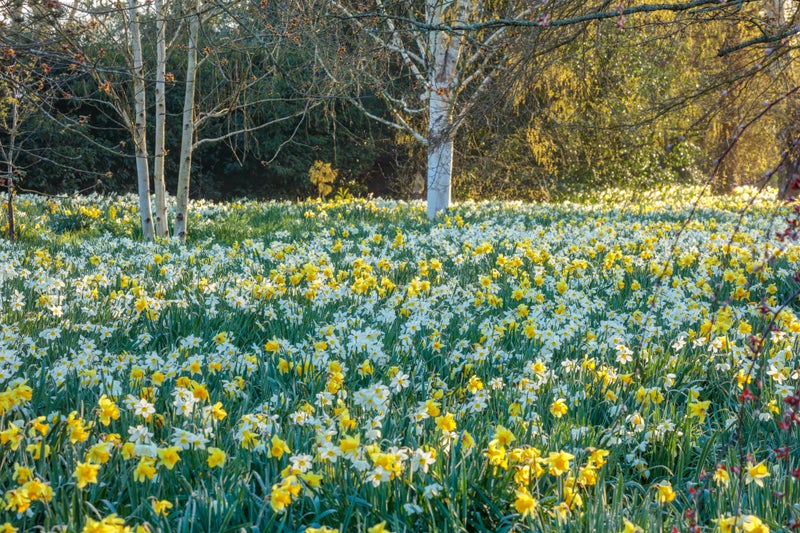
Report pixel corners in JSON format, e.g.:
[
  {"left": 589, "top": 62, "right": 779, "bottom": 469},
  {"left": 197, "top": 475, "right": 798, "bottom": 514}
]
[
  {"left": 425, "top": 2, "right": 463, "bottom": 219},
  {"left": 153, "top": 0, "right": 169, "bottom": 237},
  {"left": 427, "top": 90, "right": 454, "bottom": 219},
  {"left": 128, "top": 0, "right": 154, "bottom": 240},
  {"left": 174, "top": 0, "right": 200, "bottom": 242}
]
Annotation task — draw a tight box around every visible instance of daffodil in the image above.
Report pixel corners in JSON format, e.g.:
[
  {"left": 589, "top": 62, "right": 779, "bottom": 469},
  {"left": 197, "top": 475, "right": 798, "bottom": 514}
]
[
  {"left": 367, "top": 522, "right": 391, "bottom": 533},
  {"left": 207, "top": 447, "right": 226, "bottom": 468},
  {"left": 269, "top": 435, "right": 291, "bottom": 459},
  {"left": 620, "top": 518, "right": 643, "bottom": 533},
  {"left": 687, "top": 400, "right": 711, "bottom": 423},
  {"left": 741, "top": 515, "right": 770, "bottom": 533},
  {"left": 713, "top": 466, "right": 730, "bottom": 488},
  {"left": 270, "top": 485, "right": 292, "bottom": 513},
  {"left": 305, "top": 527, "right": 339, "bottom": 533},
  {"left": 73, "top": 461, "right": 100, "bottom": 489},
  {"left": 545, "top": 450, "right": 574, "bottom": 476},
  {"left": 714, "top": 515, "right": 736, "bottom": 533},
  {"left": 97, "top": 394, "right": 120, "bottom": 426},
  {"left": 152, "top": 499, "right": 173, "bottom": 516},
  {"left": 655, "top": 481, "right": 676, "bottom": 504},
  {"left": 134, "top": 457, "right": 157, "bottom": 482},
  {"left": 514, "top": 488, "right": 538, "bottom": 518},
  {"left": 549, "top": 398, "right": 568, "bottom": 418},
  {"left": 745, "top": 462, "right": 770, "bottom": 487},
  {"left": 492, "top": 425, "right": 515, "bottom": 447},
  {"left": 157, "top": 446, "right": 182, "bottom": 470},
  {"left": 435, "top": 413, "right": 457, "bottom": 433}
]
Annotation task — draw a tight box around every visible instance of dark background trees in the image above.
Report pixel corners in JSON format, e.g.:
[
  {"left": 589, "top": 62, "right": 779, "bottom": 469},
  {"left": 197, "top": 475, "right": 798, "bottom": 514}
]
[{"left": 2, "top": 0, "right": 799, "bottom": 213}]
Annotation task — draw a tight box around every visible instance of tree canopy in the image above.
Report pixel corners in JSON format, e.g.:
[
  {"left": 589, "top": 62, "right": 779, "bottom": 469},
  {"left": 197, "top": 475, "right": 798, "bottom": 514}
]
[{"left": 1, "top": 0, "right": 799, "bottom": 235}]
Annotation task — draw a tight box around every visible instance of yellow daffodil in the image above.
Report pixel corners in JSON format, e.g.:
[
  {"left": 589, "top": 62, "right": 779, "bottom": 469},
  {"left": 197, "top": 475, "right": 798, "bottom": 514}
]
[
  {"left": 12, "top": 464, "right": 33, "bottom": 485},
  {"left": 620, "top": 518, "right": 643, "bottom": 533},
  {"left": 73, "top": 461, "right": 100, "bottom": 489},
  {"left": 514, "top": 488, "right": 538, "bottom": 518},
  {"left": 435, "top": 413, "right": 457, "bottom": 433},
  {"left": 741, "top": 515, "right": 770, "bottom": 533},
  {"left": 152, "top": 499, "right": 173, "bottom": 516},
  {"left": 97, "top": 395, "right": 120, "bottom": 426},
  {"left": 655, "top": 481, "right": 676, "bottom": 505},
  {"left": 545, "top": 450, "right": 574, "bottom": 476},
  {"left": 713, "top": 466, "right": 730, "bottom": 488},
  {"left": 81, "top": 514, "right": 127, "bottom": 533},
  {"left": 339, "top": 435, "right": 360, "bottom": 456},
  {"left": 306, "top": 527, "right": 339, "bottom": 533},
  {"left": 269, "top": 435, "right": 291, "bottom": 459},
  {"left": 87, "top": 442, "right": 113, "bottom": 465},
  {"left": 687, "top": 400, "right": 711, "bottom": 423},
  {"left": 270, "top": 485, "right": 292, "bottom": 513},
  {"left": 134, "top": 458, "right": 157, "bottom": 482},
  {"left": 549, "top": 398, "right": 568, "bottom": 418},
  {"left": 745, "top": 462, "right": 770, "bottom": 487},
  {"left": 492, "top": 425, "right": 515, "bottom": 447},
  {"left": 207, "top": 447, "right": 226, "bottom": 468},
  {"left": 367, "top": 522, "right": 391, "bottom": 533},
  {"left": 157, "top": 446, "right": 181, "bottom": 470},
  {"left": 714, "top": 515, "right": 736, "bottom": 533}
]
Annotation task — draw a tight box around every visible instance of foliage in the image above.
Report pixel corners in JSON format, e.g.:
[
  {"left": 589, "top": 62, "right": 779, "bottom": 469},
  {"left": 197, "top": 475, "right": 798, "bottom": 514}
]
[
  {"left": 3, "top": 1, "right": 799, "bottom": 205},
  {"left": 455, "top": 6, "right": 795, "bottom": 200},
  {"left": 309, "top": 161, "right": 338, "bottom": 198}
]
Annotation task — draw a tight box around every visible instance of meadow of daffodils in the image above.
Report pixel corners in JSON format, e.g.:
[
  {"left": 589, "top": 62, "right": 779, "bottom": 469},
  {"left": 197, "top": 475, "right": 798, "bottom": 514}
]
[{"left": 0, "top": 187, "right": 798, "bottom": 532}]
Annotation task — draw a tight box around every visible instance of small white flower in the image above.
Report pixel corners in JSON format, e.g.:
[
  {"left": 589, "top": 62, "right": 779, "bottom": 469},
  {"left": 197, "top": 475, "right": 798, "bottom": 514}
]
[{"left": 423, "top": 483, "right": 443, "bottom": 499}]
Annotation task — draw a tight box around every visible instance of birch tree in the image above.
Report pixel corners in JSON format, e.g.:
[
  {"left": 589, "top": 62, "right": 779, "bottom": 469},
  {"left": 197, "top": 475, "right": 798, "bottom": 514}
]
[
  {"left": 172, "top": 0, "right": 321, "bottom": 242},
  {"left": 326, "top": 0, "right": 765, "bottom": 219},
  {"left": 153, "top": 0, "right": 169, "bottom": 237},
  {"left": 173, "top": 0, "right": 199, "bottom": 242},
  {"left": 0, "top": 75, "right": 22, "bottom": 240},
  {"left": 22, "top": 0, "right": 160, "bottom": 239},
  {"left": 127, "top": 0, "right": 155, "bottom": 240}
]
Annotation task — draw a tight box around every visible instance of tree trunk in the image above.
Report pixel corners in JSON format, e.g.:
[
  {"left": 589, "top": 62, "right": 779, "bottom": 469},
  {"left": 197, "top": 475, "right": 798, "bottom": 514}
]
[
  {"left": 712, "top": 123, "right": 738, "bottom": 195},
  {"left": 129, "top": 0, "right": 155, "bottom": 240},
  {"left": 427, "top": 92, "right": 454, "bottom": 219},
  {"left": 4, "top": 96, "right": 18, "bottom": 241},
  {"left": 153, "top": 0, "right": 169, "bottom": 238},
  {"left": 766, "top": 0, "right": 799, "bottom": 201},
  {"left": 5, "top": 158, "right": 14, "bottom": 243},
  {"left": 778, "top": 151, "right": 800, "bottom": 200},
  {"left": 425, "top": 3, "right": 463, "bottom": 219},
  {"left": 174, "top": 0, "right": 200, "bottom": 243},
  {"left": 5, "top": 181, "right": 13, "bottom": 242}
]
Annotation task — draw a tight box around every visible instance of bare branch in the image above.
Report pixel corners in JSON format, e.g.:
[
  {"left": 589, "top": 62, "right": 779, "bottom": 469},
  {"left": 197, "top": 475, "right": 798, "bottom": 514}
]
[
  {"left": 718, "top": 25, "right": 800, "bottom": 56},
  {"left": 339, "top": 0, "right": 758, "bottom": 33},
  {"left": 192, "top": 103, "right": 322, "bottom": 150}
]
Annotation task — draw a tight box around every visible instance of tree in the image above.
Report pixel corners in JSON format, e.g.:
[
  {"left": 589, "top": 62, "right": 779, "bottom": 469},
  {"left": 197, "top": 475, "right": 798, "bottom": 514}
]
[
  {"left": 0, "top": 59, "right": 26, "bottom": 241},
  {"left": 19, "top": 0, "right": 164, "bottom": 239},
  {"left": 174, "top": 0, "right": 199, "bottom": 242},
  {"left": 153, "top": 0, "right": 169, "bottom": 236},
  {"left": 324, "top": 0, "right": 765, "bottom": 218},
  {"left": 173, "top": 0, "right": 324, "bottom": 241},
  {"left": 23, "top": 0, "right": 318, "bottom": 241},
  {"left": 0, "top": 2, "right": 84, "bottom": 240},
  {"left": 760, "top": 0, "right": 800, "bottom": 199},
  {"left": 127, "top": 0, "right": 156, "bottom": 239}
]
